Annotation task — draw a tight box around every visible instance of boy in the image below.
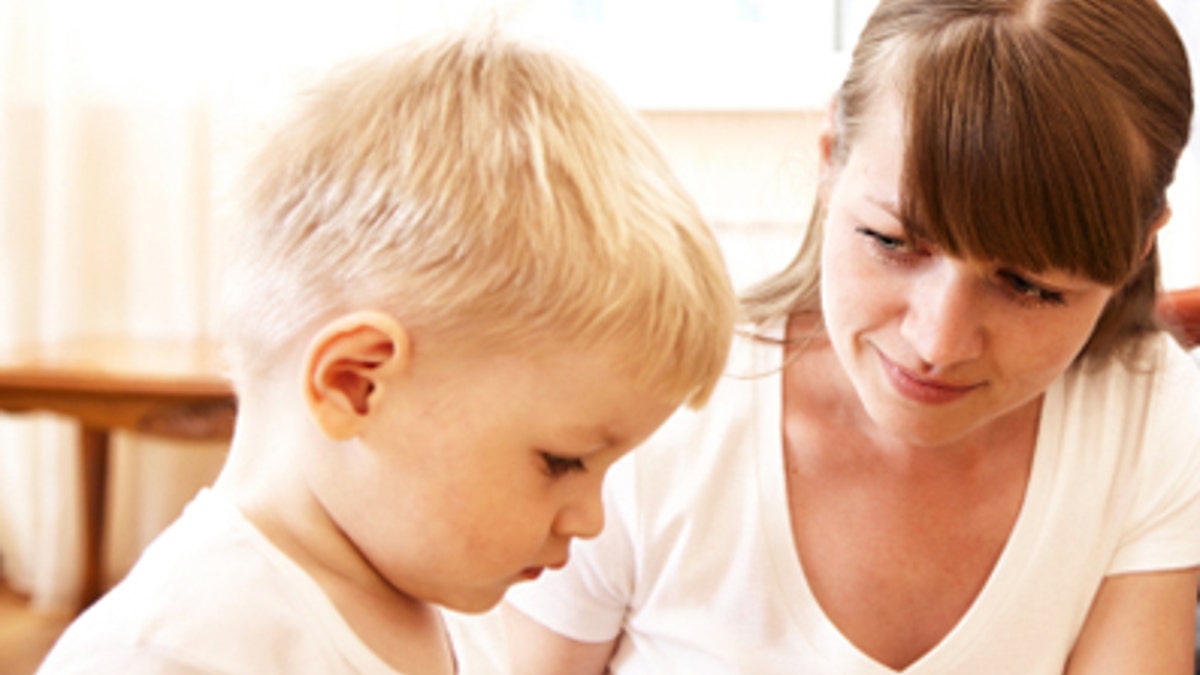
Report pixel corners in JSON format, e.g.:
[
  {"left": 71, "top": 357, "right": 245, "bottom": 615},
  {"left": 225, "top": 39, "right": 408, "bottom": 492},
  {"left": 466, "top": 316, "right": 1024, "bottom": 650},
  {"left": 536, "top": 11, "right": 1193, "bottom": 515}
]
[{"left": 38, "top": 29, "right": 735, "bottom": 673}]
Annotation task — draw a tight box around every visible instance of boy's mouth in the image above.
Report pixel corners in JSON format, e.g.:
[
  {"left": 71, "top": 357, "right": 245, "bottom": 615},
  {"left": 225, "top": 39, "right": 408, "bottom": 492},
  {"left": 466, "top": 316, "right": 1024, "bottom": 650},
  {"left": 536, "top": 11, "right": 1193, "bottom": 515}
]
[{"left": 519, "top": 557, "right": 568, "bottom": 581}]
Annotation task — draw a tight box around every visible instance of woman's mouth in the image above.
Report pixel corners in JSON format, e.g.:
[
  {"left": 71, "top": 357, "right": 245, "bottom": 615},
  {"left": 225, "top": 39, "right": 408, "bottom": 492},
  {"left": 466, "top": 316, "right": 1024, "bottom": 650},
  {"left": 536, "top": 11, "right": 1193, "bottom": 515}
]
[{"left": 878, "top": 352, "right": 982, "bottom": 405}]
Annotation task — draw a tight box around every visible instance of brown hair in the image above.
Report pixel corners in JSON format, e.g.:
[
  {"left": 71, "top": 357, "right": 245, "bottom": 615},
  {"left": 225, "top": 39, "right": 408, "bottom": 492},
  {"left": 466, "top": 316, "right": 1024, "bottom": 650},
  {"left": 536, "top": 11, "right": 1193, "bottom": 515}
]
[{"left": 743, "top": 0, "right": 1192, "bottom": 363}]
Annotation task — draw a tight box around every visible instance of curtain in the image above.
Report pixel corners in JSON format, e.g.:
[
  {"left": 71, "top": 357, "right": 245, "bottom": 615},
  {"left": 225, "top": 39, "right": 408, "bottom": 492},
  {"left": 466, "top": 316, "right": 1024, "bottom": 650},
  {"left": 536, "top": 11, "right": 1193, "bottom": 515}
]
[{"left": 0, "top": 0, "right": 232, "bottom": 610}]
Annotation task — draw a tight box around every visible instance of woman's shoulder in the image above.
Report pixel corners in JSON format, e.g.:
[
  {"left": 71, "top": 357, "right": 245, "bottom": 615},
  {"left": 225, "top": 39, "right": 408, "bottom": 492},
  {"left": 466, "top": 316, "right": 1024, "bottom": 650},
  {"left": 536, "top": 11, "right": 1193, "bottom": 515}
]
[
  {"left": 1064, "top": 332, "right": 1200, "bottom": 404},
  {"left": 1053, "top": 332, "right": 1200, "bottom": 468},
  {"left": 614, "top": 323, "right": 784, "bottom": 491},
  {"left": 649, "top": 324, "right": 780, "bottom": 437}
]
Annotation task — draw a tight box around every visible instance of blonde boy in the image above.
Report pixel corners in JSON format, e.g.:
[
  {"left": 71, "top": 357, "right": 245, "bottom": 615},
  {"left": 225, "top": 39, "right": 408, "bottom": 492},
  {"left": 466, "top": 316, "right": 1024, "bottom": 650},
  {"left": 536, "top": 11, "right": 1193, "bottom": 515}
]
[{"left": 38, "top": 30, "right": 735, "bottom": 674}]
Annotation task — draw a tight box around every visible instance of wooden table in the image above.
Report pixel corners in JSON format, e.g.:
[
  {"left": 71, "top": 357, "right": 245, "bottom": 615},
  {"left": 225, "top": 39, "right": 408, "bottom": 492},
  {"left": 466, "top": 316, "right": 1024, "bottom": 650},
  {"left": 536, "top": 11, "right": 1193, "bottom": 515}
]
[{"left": 0, "top": 337, "right": 236, "bottom": 607}]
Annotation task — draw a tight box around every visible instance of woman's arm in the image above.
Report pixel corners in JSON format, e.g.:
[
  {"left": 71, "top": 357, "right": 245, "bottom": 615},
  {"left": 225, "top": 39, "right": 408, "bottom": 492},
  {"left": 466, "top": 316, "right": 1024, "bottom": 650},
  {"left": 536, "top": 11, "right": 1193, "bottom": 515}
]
[
  {"left": 1065, "top": 567, "right": 1199, "bottom": 674},
  {"left": 502, "top": 603, "right": 617, "bottom": 675}
]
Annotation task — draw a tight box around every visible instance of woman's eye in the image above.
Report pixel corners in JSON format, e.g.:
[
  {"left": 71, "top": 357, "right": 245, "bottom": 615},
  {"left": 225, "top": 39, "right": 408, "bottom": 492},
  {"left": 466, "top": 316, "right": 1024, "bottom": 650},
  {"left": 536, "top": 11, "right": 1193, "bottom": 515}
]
[
  {"left": 856, "top": 227, "right": 913, "bottom": 255},
  {"left": 540, "top": 452, "right": 586, "bottom": 477},
  {"left": 998, "top": 270, "right": 1065, "bottom": 306}
]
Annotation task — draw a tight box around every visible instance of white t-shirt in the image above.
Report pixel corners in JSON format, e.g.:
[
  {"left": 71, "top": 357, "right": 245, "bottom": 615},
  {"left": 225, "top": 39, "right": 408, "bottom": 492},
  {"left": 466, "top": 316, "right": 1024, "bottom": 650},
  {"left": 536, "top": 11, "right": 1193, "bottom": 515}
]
[
  {"left": 505, "top": 326, "right": 1200, "bottom": 674},
  {"left": 38, "top": 489, "right": 406, "bottom": 674}
]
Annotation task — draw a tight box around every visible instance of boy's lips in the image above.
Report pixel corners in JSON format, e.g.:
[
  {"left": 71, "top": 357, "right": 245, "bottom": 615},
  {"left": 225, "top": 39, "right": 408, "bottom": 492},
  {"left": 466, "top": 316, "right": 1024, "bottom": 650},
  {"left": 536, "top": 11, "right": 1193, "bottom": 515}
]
[{"left": 519, "top": 559, "right": 568, "bottom": 581}]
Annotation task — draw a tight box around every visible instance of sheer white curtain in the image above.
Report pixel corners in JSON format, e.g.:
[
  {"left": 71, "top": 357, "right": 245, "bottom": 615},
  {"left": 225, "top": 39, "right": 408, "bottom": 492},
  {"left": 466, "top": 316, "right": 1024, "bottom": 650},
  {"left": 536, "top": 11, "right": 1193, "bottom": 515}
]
[{"left": 0, "top": 0, "right": 233, "bottom": 610}]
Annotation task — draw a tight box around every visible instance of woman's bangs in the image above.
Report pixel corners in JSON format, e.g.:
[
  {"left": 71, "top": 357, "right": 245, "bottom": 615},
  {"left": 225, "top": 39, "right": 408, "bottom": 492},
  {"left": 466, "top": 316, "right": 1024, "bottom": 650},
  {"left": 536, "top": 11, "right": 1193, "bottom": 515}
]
[{"left": 897, "top": 24, "right": 1142, "bottom": 285}]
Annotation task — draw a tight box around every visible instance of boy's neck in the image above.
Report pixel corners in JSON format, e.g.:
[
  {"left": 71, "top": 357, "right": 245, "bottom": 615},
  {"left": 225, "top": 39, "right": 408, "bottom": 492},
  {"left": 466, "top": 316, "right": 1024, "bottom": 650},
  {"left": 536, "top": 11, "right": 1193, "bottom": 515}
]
[{"left": 214, "top": 397, "right": 456, "bottom": 673}]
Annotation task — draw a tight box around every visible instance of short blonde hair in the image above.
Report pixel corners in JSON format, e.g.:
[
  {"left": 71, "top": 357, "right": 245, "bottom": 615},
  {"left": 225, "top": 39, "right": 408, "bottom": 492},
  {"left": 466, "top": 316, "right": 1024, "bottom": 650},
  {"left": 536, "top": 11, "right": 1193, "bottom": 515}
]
[
  {"left": 222, "top": 29, "right": 736, "bottom": 407},
  {"left": 743, "top": 0, "right": 1192, "bottom": 363}
]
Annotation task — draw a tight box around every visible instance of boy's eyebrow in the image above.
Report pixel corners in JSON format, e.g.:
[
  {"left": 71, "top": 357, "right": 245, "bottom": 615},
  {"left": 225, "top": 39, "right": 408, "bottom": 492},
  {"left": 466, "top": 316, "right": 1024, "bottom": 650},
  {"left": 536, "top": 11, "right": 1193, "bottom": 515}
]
[
  {"left": 562, "top": 427, "right": 618, "bottom": 454},
  {"left": 582, "top": 435, "right": 617, "bottom": 454}
]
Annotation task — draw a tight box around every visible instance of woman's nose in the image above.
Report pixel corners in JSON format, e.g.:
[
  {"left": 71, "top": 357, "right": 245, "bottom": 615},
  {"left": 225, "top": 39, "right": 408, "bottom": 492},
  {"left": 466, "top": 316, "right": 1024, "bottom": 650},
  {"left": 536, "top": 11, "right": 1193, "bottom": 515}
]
[{"left": 900, "top": 261, "right": 986, "bottom": 367}]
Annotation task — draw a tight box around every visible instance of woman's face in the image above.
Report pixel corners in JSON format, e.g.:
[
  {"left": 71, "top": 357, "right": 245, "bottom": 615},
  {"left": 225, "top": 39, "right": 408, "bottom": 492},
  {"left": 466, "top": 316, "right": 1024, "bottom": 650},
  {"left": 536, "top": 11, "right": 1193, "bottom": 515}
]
[{"left": 819, "top": 92, "right": 1115, "bottom": 447}]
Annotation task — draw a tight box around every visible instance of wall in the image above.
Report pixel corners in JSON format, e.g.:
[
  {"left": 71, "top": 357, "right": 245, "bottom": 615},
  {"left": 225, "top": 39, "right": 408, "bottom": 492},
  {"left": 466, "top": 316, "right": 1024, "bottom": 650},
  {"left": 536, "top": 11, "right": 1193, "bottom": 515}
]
[{"left": 644, "top": 110, "right": 825, "bottom": 292}]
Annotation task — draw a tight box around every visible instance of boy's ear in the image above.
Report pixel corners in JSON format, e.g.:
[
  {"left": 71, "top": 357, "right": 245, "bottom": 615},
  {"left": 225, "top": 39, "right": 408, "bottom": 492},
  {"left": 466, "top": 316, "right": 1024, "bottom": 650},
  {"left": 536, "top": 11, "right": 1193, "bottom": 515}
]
[{"left": 303, "top": 311, "right": 411, "bottom": 440}]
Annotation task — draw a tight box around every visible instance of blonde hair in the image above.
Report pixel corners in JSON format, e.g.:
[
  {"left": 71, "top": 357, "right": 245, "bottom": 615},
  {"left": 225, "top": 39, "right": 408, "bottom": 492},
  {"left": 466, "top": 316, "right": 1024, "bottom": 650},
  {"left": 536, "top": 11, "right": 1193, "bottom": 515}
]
[
  {"left": 222, "top": 29, "right": 736, "bottom": 407},
  {"left": 743, "top": 0, "right": 1192, "bottom": 363}
]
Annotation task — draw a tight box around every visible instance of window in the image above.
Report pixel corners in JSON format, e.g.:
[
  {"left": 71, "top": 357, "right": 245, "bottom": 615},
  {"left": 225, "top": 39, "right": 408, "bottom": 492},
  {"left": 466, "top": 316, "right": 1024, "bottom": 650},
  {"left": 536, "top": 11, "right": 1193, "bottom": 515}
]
[{"left": 497, "top": 0, "right": 865, "bottom": 110}]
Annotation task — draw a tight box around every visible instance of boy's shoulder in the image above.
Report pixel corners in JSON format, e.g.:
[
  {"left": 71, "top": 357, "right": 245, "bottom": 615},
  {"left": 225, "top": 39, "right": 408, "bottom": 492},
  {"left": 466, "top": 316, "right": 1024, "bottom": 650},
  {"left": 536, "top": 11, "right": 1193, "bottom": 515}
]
[{"left": 39, "top": 490, "right": 396, "bottom": 674}]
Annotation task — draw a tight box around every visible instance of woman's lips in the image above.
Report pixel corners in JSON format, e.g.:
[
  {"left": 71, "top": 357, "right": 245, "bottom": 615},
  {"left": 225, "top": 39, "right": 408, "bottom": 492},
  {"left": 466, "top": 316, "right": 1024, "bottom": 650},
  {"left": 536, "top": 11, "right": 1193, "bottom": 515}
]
[{"left": 878, "top": 352, "right": 982, "bottom": 405}]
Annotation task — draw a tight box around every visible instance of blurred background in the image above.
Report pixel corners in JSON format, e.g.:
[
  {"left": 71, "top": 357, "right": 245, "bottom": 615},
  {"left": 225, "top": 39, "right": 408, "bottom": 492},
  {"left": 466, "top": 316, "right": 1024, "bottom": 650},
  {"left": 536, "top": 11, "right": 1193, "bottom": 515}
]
[{"left": 0, "top": 0, "right": 1196, "bottom": 635}]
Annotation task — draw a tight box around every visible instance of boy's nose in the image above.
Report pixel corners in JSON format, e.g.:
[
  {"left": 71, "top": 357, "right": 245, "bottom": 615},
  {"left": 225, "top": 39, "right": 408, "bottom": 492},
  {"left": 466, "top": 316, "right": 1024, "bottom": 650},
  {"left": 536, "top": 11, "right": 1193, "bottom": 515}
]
[
  {"left": 554, "top": 484, "right": 606, "bottom": 540},
  {"left": 900, "top": 262, "right": 985, "bottom": 367}
]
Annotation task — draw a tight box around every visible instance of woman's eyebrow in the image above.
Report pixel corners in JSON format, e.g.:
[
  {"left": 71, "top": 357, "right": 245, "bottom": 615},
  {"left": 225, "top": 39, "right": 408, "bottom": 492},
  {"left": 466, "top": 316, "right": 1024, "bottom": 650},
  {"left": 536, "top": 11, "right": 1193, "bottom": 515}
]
[{"left": 864, "top": 194, "right": 902, "bottom": 219}]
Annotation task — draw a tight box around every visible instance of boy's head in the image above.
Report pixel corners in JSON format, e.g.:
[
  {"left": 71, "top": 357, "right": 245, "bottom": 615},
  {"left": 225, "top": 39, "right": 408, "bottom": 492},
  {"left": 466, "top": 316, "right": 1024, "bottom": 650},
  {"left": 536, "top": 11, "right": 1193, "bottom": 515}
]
[
  {"left": 217, "top": 28, "right": 736, "bottom": 615},
  {"left": 221, "top": 28, "right": 736, "bottom": 407}
]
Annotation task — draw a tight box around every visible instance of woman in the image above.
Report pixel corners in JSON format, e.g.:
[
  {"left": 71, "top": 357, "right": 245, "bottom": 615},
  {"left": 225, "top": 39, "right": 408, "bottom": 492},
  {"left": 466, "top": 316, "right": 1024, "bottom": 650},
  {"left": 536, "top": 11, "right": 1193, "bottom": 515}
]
[{"left": 502, "top": 0, "right": 1200, "bottom": 672}]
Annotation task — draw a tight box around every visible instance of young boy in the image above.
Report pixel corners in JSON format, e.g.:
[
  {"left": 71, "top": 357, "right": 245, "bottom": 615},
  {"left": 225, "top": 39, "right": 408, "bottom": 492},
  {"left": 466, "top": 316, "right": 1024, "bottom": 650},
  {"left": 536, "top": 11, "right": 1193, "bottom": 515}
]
[{"left": 37, "top": 29, "right": 736, "bottom": 674}]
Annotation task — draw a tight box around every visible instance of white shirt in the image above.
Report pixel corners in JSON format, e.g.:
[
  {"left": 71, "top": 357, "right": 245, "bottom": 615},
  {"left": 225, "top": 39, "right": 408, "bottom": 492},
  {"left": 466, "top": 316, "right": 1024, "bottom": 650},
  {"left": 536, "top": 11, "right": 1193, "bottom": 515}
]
[
  {"left": 38, "top": 489, "right": 404, "bottom": 674},
  {"left": 505, "top": 327, "right": 1200, "bottom": 673}
]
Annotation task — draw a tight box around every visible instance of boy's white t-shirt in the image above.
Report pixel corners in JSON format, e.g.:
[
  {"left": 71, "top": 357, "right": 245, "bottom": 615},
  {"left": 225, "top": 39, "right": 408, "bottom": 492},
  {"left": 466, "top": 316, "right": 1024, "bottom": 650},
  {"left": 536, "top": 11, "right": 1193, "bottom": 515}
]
[
  {"left": 37, "top": 488, "right": 408, "bottom": 674},
  {"left": 505, "top": 326, "right": 1200, "bottom": 674}
]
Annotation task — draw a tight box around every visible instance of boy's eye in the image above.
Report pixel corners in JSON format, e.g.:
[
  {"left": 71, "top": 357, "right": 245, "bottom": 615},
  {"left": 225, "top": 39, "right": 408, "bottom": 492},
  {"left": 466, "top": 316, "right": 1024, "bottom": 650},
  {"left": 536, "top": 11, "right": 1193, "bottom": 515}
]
[
  {"left": 998, "top": 270, "right": 1066, "bottom": 306},
  {"left": 540, "top": 452, "right": 586, "bottom": 477}
]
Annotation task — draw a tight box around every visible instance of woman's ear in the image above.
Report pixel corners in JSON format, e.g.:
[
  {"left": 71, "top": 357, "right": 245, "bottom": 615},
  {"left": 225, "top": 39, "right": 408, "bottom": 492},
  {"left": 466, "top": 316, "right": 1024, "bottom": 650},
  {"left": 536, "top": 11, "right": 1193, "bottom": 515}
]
[
  {"left": 302, "top": 311, "right": 411, "bottom": 440},
  {"left": 1143, "top": 204, "right": 1173, "bottom": 259}
]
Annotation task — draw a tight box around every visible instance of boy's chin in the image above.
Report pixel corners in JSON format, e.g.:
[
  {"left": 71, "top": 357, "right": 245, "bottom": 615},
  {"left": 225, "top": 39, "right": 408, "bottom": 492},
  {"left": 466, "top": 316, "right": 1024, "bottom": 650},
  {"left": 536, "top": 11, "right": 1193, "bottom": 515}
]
[{"left": 434, "top": 587, "right": 509, "bottom": 615}]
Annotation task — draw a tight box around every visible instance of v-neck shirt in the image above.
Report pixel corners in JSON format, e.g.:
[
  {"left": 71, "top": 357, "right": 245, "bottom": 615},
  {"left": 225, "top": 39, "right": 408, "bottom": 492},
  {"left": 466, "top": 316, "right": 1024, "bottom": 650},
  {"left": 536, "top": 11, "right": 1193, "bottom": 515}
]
[{"left": 505, "top": 324, "right": 1200, "bottom": 673}]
